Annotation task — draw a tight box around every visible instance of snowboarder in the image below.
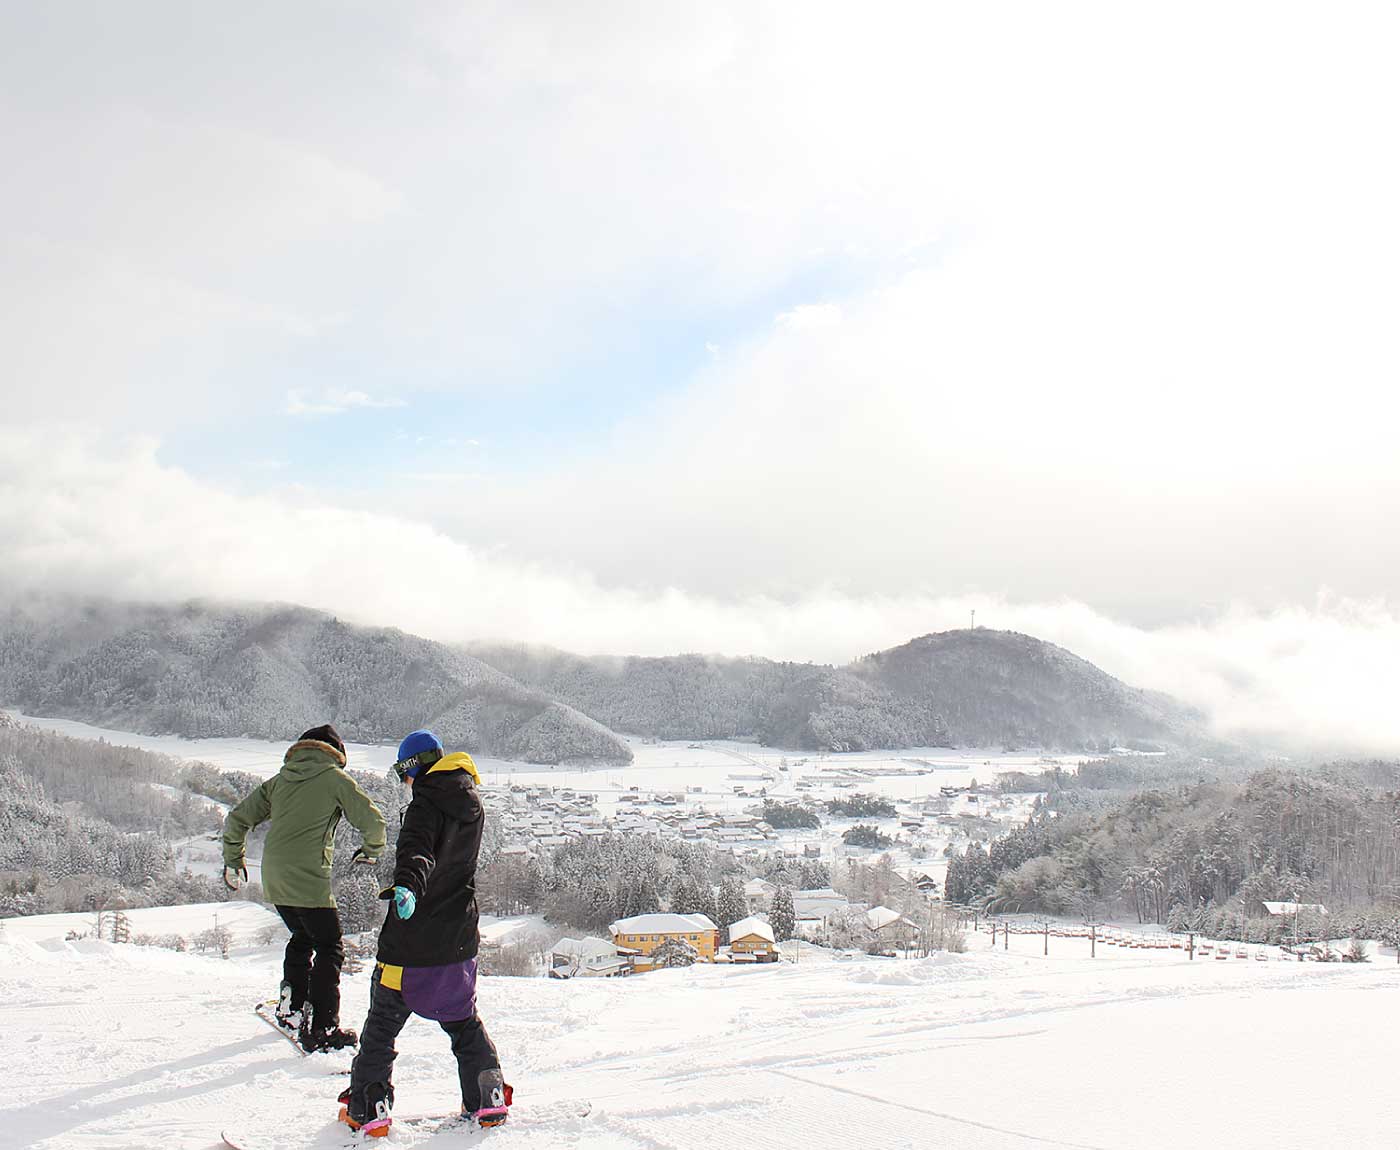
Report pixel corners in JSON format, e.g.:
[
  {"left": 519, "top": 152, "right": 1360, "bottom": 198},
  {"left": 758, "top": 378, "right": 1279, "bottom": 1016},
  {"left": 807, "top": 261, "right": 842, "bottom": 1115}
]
[
  {"left": 339, "top": 729, "right": 507, "bottom": 1136},
  {"left": 222, "top": 723, "right": 386, "bottom": 1052}
]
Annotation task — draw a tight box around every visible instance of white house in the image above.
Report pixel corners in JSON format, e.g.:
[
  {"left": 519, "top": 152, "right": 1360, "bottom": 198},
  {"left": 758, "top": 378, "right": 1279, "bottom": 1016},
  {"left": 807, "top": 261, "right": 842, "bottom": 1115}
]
[
  {"left": 743, "top": 877, "right": 779, "bottom": 911},
  {"left": 864, "top": 905, "right": 920, "bottom": 948},
  {"left": 549, "top": 936, "right": 630, "bottom": 979},
  {"left": 790, "top": 887, "right": 850, "bottom": 940},
  {"left": 793, "top": 887, "right": 848, "bottom": 920}
]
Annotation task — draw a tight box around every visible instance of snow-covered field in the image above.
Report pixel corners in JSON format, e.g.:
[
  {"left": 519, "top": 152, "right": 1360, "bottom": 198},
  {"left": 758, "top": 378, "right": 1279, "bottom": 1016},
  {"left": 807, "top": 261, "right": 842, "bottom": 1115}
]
[
  {"left": 5, "top": 710, "right": 1080, "bottom": 797},
  {"left": 2, "top": 711, "right": 403, "bottom": 777},
  {"left": 7, "top": 710, "right": 1064, "bottom": 887},
  {"left": 1, "top": 923, "right": 1395, "bottom": 1150}
]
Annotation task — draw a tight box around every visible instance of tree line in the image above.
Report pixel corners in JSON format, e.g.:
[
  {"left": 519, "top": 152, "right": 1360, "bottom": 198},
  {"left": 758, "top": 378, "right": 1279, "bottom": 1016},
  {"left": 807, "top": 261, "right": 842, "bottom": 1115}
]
[{"left": 945, "top": 762, "right": 1400, "bottom": 941}]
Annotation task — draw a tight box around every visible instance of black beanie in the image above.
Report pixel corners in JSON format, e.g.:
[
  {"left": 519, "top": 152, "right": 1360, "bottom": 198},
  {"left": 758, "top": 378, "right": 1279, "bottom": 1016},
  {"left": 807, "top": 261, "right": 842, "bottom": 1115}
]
[{"left": 299, "top": 723, "right": 346, "bottom": 756}]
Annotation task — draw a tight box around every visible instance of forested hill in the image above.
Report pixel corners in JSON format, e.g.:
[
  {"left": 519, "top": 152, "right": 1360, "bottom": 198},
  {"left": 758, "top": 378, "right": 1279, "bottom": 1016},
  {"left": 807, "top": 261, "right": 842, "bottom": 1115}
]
[
  {"left": 847, "top": 630, "right": 1198, "bottom": 750},
  {"left": 0, "top": 601, "right": 631, "bottom": 765},
  {"left": 469, "top": 629, "right": 1211, "bottom": 753},
  {"left": 944, "top": 760, "right": 1400, "bottom": 940}
]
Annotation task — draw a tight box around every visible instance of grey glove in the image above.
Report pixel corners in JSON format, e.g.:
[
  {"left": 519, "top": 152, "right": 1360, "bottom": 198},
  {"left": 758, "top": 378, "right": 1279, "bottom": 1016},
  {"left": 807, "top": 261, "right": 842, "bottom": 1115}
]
[
  {"left": 223, "top": 865, "right": 248, "bottom": 891},
  {"left": 351, "top": 847, "right": 378, "bottom": 867}
]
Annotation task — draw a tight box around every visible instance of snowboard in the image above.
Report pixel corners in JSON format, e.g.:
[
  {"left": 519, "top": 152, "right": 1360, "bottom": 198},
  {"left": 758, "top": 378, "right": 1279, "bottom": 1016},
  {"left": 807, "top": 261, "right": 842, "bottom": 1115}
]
[
  {"left": 253, "top": 1000, "right": 308, "bottom": 1055},
  {"left": 221, "top": 1099, "right": 592, "bottom": 1148},
  {"left": 253, "top": 1001, "right": 351, "bottom": 1073}
]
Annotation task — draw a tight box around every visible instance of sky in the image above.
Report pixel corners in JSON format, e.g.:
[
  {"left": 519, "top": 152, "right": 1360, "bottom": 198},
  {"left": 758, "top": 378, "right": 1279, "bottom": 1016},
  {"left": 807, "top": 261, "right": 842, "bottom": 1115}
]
[{"left": 2, "top": 2, "right": 1399, "bottom": 751}]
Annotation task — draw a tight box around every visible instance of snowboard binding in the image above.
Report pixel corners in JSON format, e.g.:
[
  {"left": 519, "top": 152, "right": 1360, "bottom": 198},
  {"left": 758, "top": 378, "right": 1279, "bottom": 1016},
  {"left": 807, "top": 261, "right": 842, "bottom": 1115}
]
[{"left": 338, "top": 1084, "right": 393, "bottom": 1139}]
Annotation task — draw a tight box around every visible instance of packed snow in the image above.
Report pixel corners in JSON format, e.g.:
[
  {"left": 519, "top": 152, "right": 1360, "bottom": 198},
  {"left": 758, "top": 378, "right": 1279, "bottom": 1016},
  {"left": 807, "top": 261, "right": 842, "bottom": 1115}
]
[{"left": 1, "top": 915, "right": 1396, "bottom": 1150}]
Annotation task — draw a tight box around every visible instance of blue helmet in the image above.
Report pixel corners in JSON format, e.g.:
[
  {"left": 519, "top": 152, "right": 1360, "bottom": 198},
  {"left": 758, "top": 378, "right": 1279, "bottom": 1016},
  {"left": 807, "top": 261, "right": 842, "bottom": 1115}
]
[{"left": 394, "top": 729, "right": 444, "bottom": 780}]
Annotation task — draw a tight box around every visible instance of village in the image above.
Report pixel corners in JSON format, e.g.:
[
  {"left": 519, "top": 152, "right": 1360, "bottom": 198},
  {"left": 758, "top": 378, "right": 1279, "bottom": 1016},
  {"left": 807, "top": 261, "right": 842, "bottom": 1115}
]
[{"left": 475, "top": 749, "right": 1043, "bottom": 979}]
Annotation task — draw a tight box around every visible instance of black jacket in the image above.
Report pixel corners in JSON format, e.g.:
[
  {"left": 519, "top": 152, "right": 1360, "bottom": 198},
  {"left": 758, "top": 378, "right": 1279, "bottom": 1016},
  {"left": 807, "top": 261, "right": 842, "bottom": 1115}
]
[{"left": 377, "top": 767, "right": 485, "bottom": 967}]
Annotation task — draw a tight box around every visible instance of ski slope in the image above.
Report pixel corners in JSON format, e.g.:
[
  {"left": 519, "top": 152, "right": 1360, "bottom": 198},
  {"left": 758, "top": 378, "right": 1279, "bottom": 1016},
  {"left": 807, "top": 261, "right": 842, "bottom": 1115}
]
[{"left": 2, "top": 926, "right": 1396, "bottom": 1150}]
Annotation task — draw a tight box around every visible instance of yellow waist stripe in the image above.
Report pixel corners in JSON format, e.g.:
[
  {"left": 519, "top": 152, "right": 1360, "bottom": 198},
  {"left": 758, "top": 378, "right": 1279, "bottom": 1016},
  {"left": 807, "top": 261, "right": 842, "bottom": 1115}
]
[{"left": 376, "top": 962, "right": 404, "bottom": 990}]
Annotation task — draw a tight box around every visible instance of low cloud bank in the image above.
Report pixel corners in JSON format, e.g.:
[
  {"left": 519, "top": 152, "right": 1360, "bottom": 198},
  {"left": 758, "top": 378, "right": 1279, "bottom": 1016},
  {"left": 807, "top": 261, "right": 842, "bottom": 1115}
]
[{"left": 2, "top": 431, "right": 1397, "bottom": 756}]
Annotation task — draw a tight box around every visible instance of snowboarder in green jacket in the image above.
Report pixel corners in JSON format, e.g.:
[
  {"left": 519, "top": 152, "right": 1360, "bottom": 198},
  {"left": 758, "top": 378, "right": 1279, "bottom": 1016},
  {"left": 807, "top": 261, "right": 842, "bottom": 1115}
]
[{"left": 222, "top": 723, "right": 386, "bottom": 1051}]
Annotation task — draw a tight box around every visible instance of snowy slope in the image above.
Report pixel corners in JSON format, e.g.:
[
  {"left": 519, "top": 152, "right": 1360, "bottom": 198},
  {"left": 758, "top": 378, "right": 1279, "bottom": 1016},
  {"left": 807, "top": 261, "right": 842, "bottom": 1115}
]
[
  {"left": 2, "top": 929, "right": 1396, "bottom": 1150},
  {"left": 0, "top": 901, "right": 283, "bottom": 945}
]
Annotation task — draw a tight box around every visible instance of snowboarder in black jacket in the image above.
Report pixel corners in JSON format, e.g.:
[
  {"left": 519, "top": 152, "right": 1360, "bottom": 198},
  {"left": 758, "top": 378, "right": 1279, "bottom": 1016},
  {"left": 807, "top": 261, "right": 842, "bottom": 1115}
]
[{"left": 339, "top": 730, "right": 508, "bottom": 1136}]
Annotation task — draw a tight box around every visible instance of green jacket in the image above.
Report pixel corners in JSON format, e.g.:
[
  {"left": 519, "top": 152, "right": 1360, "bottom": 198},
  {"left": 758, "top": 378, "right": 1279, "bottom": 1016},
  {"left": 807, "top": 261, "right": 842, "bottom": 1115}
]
[{"left": 222, "top": 739, "right": 387, "bottom": 909}]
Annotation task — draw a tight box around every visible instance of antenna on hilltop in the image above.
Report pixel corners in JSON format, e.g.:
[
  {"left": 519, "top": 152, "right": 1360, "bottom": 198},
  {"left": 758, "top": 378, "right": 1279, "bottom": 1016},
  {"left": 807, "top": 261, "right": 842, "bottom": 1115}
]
[{"left": 970, "top": 609, "right": 976, "bottom": 630}]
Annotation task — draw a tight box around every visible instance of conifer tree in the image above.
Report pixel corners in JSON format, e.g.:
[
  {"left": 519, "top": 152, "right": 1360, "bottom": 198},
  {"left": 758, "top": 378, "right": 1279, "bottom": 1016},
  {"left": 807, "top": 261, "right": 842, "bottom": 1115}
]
[
  {"left": 716, "top": 877, "right": 746, "bottom": 943},
  {"left": 770, "top": 885, "right": 796, "bottom": 942}
]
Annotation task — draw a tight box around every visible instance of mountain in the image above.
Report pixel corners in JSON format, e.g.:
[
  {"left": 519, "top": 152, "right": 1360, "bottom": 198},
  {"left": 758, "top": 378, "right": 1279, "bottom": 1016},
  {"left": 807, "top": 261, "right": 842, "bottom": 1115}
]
[
  {"left": 0, "top": 592, "right": 1208, "bottom": 757},
  {"left": 0, "top": 600, "right": 632, "bottom": 765},
  {"left": 470, "top": 629, "right": 1209, "bottom": 753},
  {"left": 846, "top": 629, "right": 1198, "bottom": 750}
]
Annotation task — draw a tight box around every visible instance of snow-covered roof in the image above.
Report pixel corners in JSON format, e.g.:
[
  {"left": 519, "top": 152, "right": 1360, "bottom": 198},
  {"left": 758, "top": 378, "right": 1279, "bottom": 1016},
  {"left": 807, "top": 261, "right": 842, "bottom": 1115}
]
[
  {"left": 552, "top": 936, "right": 617, "bottom": 960},
  {"left": 793, "top": 889, "right": 848, "bottom": 915},
  {"left": 728, "top": 915, "right": 775, "bottom": 943},
  {"left": 743, "top": 878, "right": 777, "bottom": 896},
  {"left": 1262, "top": 901, "right": 1328, "bottom": 916},
  {"left": 865, "top": 906, "right": 917, "bottom": 931},
  {"left": 610, "top": 913, "right": 717, "bottom": 936}
]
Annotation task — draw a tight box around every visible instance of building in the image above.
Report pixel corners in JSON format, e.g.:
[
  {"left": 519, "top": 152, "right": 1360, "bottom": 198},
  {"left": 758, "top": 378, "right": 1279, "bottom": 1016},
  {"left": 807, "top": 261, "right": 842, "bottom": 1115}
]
[
  {"left": 609, "top": 912, "right": 719, "bottom": 971},
  {"left": 742, "top": 877, "right": 778, "bottom": 911},
  {"left": 909, "top": 872, "right": 941, "bottom": 896},
  {"left": 790, "top": 887, "right": 850, "bottom": 940},
  {"left": 793, "top": 888, "right": 848, "bottom": 920},
  {"left": 726, "top": 915, "right": 778, "bottom": 962},
  {"left": 864, "top": 905, "right": 921, "bottom": 950},
  {"left": 550, "top": 936, "right": 630, "bottom": 979},
  {"left": 1262, "top": 901, "right": 1328, "bottom": 917}
]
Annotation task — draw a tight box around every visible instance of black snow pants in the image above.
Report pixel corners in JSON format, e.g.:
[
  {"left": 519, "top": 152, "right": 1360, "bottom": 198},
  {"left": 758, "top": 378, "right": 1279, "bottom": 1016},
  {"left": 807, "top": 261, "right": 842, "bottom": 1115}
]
[
  {"left": 275, "top": 905, "right": 345, "bottom": 1028},
  {"left": 350, "top": 965, "right": 500, "bottom": 1113}
]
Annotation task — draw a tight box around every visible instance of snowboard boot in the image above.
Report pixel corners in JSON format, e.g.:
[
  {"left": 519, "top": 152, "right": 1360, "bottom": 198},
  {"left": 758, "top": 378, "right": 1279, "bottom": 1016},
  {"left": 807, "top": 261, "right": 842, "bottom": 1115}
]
[
  {"left": 301, "top": 1021, "right": 358, "bottom": 1053},
  {"left": 274, "top": 982, "right": 304, "bottom": 1033},
  {"left": 339, "top": 1082, "right": 393, "bottom": 1138},
  {"left": 467, "top": 1071, "right": 511, "bottom": 1129}
]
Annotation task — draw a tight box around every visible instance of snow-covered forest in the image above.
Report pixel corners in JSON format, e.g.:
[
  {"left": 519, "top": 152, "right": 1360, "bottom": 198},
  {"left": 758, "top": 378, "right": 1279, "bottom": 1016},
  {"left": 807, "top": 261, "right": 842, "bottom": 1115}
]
[
  {"left": 473, "top": 627, "right": 1209, "bottom": 752},
  {"left": 2, "top": 596, "right": 1225, "bottom": 761},
  {"left": 945, "top": 756, "right": 1400, "bottom": 946},
  {"left": 0, "top": 600, "right": 632, "bottom": 765},
  {"left": 0, "top": 714, "right": 257, "bottom": 916}
]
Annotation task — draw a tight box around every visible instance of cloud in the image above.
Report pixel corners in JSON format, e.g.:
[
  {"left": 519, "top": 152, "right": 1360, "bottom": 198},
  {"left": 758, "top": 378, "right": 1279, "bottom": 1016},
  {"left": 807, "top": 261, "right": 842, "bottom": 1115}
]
[
  {"left": 285, "top": 389, "right": 407, "bottom": 417},
  {"left": 405, "top": 255, "right": 1400, "bottom": 618},
  {"left": 774, "top": 303, "right": 841, "bottom": 331},
  {"left": 27, "top": 2, "right": 1397, "bottom": 433},
  {"left": 3, "top": 6, "right": 1399, "bottom": 756},
  {"left": 2, "top": 428, "right": 1399, "bottom": 756}
]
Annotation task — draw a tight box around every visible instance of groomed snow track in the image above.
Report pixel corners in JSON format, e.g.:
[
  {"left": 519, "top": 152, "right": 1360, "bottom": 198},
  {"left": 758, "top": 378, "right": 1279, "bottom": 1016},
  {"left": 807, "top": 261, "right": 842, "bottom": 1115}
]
[{"left": 3, "top": 932, "right": 1396, "bottom": 1149}]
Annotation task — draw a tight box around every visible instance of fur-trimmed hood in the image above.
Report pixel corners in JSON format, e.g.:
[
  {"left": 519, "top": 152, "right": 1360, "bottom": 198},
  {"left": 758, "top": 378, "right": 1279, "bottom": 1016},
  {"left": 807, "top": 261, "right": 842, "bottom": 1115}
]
[
  {"left": 281, "top": 739, "right": 348, "bottom": 780},
  {"left": 284, "top": 738, "right": 346, "bottom": 765}
]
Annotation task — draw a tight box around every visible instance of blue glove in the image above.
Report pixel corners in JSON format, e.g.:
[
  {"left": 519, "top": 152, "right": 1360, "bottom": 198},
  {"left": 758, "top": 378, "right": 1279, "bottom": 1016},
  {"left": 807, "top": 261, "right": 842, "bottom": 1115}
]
[{"left": 391, "top": 886, "right": 416, "bottom": 920}]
